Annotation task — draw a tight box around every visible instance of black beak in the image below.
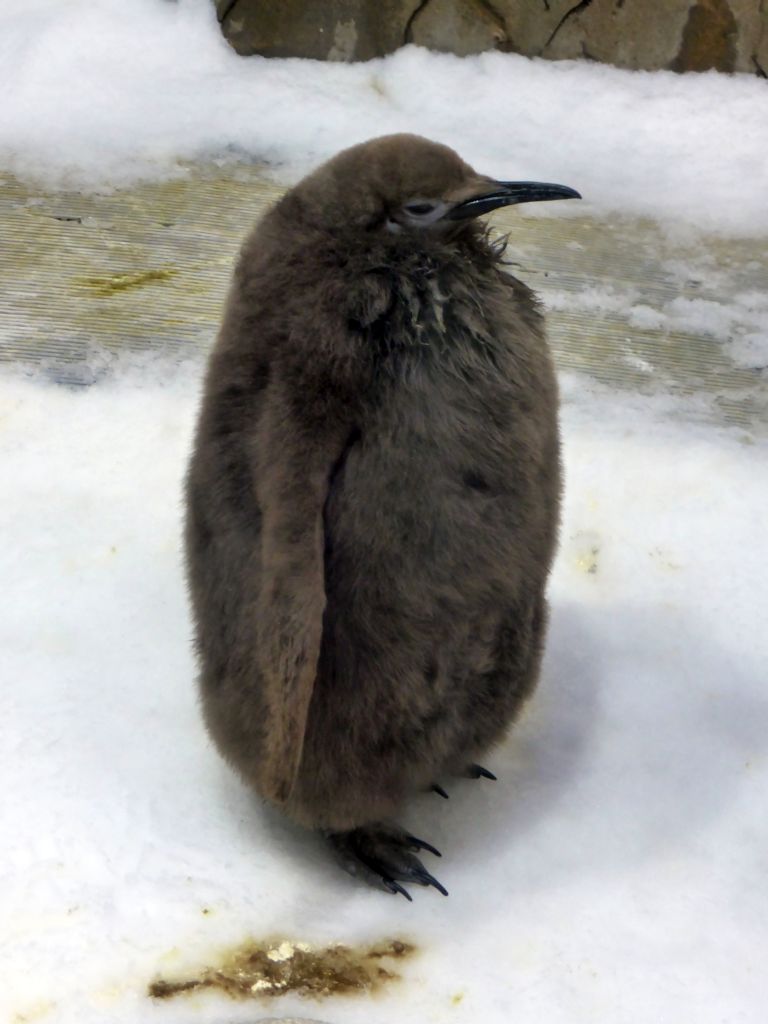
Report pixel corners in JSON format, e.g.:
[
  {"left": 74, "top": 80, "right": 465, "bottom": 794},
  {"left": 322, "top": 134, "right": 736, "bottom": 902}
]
[{"left": 448, "top": 181, "right": 581, "bottom": 221}]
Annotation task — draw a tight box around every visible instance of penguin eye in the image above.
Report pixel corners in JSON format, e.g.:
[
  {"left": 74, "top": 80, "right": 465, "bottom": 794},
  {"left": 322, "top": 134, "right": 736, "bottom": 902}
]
[
  {"left": 404, "top": 201, "right": 437, "bottom": 217},
  {"left": 389, "top": 199, "right": 448, "bottom": 232}
]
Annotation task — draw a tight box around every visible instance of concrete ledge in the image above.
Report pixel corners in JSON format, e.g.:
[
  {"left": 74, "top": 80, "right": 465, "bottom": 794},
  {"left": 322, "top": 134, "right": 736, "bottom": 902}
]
[{"left": 1, "top": 165, "right": 764, "bottom": 434}]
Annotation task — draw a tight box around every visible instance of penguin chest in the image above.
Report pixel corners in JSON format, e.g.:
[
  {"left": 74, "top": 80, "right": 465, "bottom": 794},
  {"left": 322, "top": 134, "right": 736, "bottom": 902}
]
[{"left": 328, "top": 345, "right": 553, "bottom": 594}]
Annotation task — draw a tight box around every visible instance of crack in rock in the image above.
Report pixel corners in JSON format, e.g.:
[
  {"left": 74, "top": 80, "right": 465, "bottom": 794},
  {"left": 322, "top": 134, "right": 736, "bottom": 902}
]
[
  {"left": 543, "top": 0, "right": 595, "bottom": 50},
  {"left": 404, "top": 0, "right": 432, "bottom": 42}
]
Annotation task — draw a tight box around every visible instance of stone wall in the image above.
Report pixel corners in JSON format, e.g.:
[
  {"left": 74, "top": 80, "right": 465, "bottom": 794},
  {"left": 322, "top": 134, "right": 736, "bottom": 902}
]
[{"left": 215, "top": 0, "right": 768, "bottom": 75}]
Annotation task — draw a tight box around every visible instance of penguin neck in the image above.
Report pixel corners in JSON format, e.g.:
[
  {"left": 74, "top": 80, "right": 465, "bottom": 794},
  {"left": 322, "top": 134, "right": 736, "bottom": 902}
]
[
  {"left": 318, "top": 221, "right": 504, "bottom": 279},
  {"left": 348, "top": 228, "right": 513, "bottom": 364}
]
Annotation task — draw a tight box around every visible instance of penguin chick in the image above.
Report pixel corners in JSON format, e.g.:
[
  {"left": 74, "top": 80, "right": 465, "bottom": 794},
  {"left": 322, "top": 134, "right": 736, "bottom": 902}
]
[{"left": 184, "top": 134, "right": 579, "bottom": 899}]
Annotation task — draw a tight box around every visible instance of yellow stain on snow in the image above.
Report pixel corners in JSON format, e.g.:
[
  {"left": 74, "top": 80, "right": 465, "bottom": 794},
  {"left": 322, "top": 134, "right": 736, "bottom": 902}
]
[
  {"left": 157, "top": 945, "right": 183, "bottom": 966},
  {"left": 571, "top": 530, "right": 601, "bottom": 576},
  {"left": 12, "top": 1001, "right": 55, "bottom": 1023},
  {"left": 149, "top": 936, "right": 416, "bottom": 1002}
]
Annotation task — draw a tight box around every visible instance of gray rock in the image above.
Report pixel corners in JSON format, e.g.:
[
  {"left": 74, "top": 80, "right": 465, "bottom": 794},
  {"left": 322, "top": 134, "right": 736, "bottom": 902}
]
[
  {"left": 216, "top": 0, "right": 417, "bottom": 60},
  {"left": 213, "top": 0, "right": 768, "bottom": 74},
  {"left": 498, "top": 0, "right": 580, "bottom": 57},
  {"left": 753, "top": 0, "right": 768, "bottom": 73},
  {"left": 408, "top": 0, "right": 507, "bottom": 55},
  {"left": 534, "top": 0, "right": 762, "bottom": 74}
]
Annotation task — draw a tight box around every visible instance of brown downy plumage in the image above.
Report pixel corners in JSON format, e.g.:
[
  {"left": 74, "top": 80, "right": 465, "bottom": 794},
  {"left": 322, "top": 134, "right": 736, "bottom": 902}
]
[{"left": 185, "top": 134, "right": 579, "bottom": 898}]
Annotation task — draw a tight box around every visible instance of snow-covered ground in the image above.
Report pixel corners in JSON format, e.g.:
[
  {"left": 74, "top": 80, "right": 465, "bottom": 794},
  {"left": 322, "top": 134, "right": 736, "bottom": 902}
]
[
  {"left": 1, "top": 2, "right": 767, "bottom": 1023},
  {"left": 2, "top": 0, "right": 768, "bottom": 237},
  {"left": 3, "top": 370, "right": 766, "bottom": 1023}
]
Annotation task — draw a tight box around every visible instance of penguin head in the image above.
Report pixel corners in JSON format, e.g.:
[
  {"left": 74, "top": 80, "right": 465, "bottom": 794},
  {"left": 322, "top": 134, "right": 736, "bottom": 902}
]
[{"left": 280, "top": 134, "right": 579, "bottom": 237}]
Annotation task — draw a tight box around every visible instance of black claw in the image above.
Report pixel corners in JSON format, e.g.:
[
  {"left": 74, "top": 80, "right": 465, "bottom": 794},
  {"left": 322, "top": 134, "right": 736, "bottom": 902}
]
[
  {"left": 405, "top": 834, "right": 442, "bottom": 858},
  {"left": 432, "top": 783, "right": 450, "bottom": 799},
  {"left": 414, "top": 869, "right": 449, "bottom": 896},
  {"left": 468, "top": 763, "right": 497, "bottom": 781},
  {"left": 384, "top": 877, "right": 413, "bottom": 901},
  {"left": 328, "top": 825, "right": 446, "bottom": 900}
]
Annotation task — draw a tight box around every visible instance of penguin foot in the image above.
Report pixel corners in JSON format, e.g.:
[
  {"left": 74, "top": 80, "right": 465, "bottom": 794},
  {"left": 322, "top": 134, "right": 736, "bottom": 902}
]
[
  {"left": 326, "top": 823, "right": 448, "bottom": 901},
  {"left": 467, "top": 762, "right": 497, "bottom": 781}
]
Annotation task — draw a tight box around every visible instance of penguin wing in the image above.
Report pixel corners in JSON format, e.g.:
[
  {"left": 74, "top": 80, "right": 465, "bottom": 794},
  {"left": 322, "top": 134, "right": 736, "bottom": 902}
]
[{"left": 254, "top": 381, "right": 348, "bottom": 805}]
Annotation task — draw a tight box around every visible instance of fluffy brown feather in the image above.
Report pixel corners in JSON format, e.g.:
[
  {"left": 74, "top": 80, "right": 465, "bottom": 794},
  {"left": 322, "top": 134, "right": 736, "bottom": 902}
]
[{"left": 184, "top": 134, "right": 561, "bottom": 832}]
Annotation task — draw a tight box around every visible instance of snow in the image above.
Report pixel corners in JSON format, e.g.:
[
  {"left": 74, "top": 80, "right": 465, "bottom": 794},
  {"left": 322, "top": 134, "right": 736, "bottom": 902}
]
[
  {"left": 2, "top": 366, "right": 767, "bottom": 1023},
  {"left": 2, "top": 2, "right": 768, "bottom": 1022},
  {"left": 544, "top": 276, "right": 768, "bottom": 370},
  {"left": 656, "top": 294, "right": 768, "bottom": 367},
  {"left": 0, "top": 0, "right": 767, "bottom": 237},
  {"left": 544, "top": 285, "right": 768, "bottom": 369}
]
